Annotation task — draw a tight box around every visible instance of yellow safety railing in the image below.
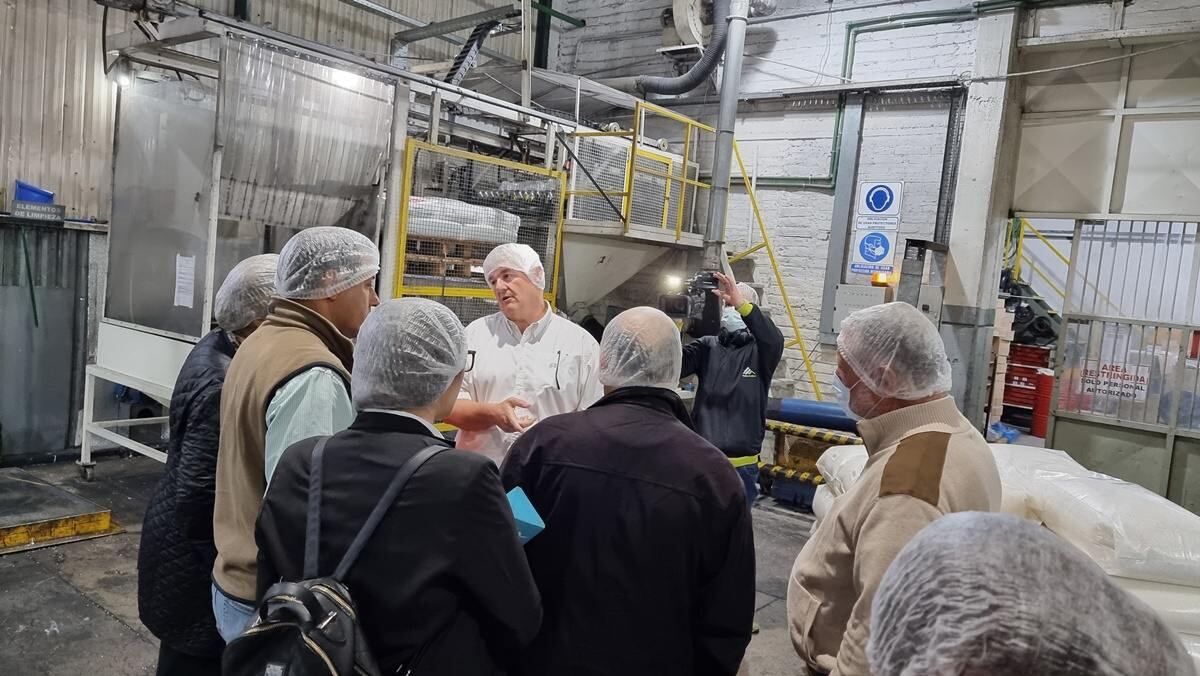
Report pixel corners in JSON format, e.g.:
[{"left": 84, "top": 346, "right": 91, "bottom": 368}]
[
  {"left": 566, "top": 101, "right": 715, "bottom": 242},
  {"left": 1008, "top": 217, "right": 1119, "bottom": 313},
  {"left": 394, "top": 139, "right": 565, "bottom": 308},
  {"left": 731, "top": 142, "right": 824, "bottom": 400}
]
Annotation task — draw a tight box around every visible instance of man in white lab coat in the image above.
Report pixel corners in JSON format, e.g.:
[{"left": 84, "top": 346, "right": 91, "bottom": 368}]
[{"left": 446, "top": 243, "right": 603, "bottom": 464}]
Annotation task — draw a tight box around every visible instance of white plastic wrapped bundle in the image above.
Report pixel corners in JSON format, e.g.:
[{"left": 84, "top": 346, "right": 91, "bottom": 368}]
[
  {"left": 1031, "top": 468, "right": 1200, "bottom": 587},
  {"left": 407, "top": 196, "right": 520, "bottom": 244},
  {"left": 811, "top": 484, "right": 835, "bottom": 523},
  {"left": 815, "top": 444, "right": 868, "bottom": 496}
]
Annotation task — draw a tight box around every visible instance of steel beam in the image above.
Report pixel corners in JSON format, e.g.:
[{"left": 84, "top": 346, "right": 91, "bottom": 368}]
[
  {"left": 336, "top": 0, "right": 517, "bottom": 64},
  {"left": 394, "top": 5, "right": 519, "bottom": 44}
]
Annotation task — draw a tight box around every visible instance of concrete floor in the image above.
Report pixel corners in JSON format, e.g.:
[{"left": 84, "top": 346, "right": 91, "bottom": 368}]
[{"left": 0, "top": 455, "right": 812, "bottom": 676}]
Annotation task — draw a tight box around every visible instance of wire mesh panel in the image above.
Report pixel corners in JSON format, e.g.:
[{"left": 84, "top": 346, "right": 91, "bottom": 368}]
[
  {"left": 394, "top": 140, "right": 565, "bottom": 319},
  {"left": 570, "top": 134, "right": 633, "bottom": 223},
  {"left": 564, "top": 101, "right": 710, "bottom": 241}
]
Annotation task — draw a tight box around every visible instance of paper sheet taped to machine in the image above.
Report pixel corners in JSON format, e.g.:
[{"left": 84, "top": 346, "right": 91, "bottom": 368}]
[{"left": 174, "top": 254, "right": 196, "bottom": 309}]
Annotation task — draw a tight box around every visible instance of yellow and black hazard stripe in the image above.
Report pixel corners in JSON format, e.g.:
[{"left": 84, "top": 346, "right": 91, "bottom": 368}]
[
  {"left": 765, "top": 419, "right": 861, "bottom": 446},
  {"left": 758, "top": 462, "right": 824, "bottom": 485}
]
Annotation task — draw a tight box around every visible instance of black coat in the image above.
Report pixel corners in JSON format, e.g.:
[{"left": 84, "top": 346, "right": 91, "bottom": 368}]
[
  {"left": 500, "top": 387, "right": 756, "bottom": 676},
  {"left": 682, "top": 305, "right": 785, "bottom": 457},
  {"left": 138, "top": 329, "right": 236, "bottom": 657},
  {"left": 256, "top": 412, "right": 542, "bottom": 675}
]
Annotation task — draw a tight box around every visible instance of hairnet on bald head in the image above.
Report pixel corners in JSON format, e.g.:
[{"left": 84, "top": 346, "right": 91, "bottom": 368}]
[
  {"left": 599, "top": 307, "right": 682, "bottom": 390},
  {"left": 214, "top": 254, "right": 278, "bottom": 332},
  {"left": 869, "top": 512, "right": 1197, "bottom": 676},
  {"left": 483, "top": 243, "right": 546, "bottom": 290},
  {"left": 276, "top": 226, "right": 380, "bottom": 300},
  {"left": 352, "top": 298, "right": 467, "bottom": 411},
  {"left": 836, "top": 302, "right": 951, "bottom": 400},
  {"left": 736, "top": 282, "right": 759, "bottom": 307}
]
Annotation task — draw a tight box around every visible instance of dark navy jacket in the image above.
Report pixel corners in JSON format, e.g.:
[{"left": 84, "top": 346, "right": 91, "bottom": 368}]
[
  {"left": 138, "top": 329, "right": 235, "bottom": 656},
  {"left": 682, "top": 305, "right": 785, "bottom": 457},
  {"left": 501, "top": 387, "right": 755, "bottom": 676}
]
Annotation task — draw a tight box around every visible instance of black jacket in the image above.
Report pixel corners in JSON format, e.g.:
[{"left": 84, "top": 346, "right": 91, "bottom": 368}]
[
  {"left": 256, "top": 412, "right": 542, "bottom": 675},
  {"left": 682, "top": 305, "right": 785, "bottom": 457},
  {"left": 501, "top": 387, "right": 756, "bottom": 676},
  {"left": 138, "top": 329, "right": 235, "bottom": 657}
]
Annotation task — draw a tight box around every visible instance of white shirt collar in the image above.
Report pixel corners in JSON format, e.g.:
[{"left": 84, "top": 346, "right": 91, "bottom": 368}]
[
  {"left": 360, "top": 409, "right": 445, "bottom": 439},
  {"left": 503, "top": 301, "right": 554, "bottom": 341}
]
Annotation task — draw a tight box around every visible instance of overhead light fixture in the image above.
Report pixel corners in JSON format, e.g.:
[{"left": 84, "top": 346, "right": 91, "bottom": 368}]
[{"left": 110, "top": 59, "right": 133, "bottom": 89}]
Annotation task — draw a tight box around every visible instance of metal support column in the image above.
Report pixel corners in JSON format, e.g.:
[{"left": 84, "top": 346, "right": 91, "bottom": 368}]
[
  {"left": 818, "top": 93, "right": 866, "bottom": 342},
  {"left": 703, "top": 0, "right": 750, "bottom": 269},
  {"left": 380, "top": 82, "right": 411, "bottom": 300},
  {"left": 939, "top": 10, "right": 1022, "bottom": 427}
]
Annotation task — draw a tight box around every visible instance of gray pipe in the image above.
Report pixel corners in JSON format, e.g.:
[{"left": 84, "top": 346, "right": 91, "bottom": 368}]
[
  {"left": 603, "top": 0, "right": 731, "bottom": 95},
  {"left": 704, "top": 0, "right": 749, "bottom": 266}
]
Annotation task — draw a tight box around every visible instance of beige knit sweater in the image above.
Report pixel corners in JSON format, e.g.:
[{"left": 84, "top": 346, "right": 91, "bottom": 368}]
[{"left": 787, "top": 397, "right": 1001, "bottom": 675}]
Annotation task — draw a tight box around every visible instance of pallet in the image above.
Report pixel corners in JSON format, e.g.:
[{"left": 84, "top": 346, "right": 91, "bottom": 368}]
[{"left": 404, "top": 236, "right": 493, "bottom": 279}]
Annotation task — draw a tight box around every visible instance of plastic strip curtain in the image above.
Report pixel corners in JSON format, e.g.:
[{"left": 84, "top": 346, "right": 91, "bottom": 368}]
[{"left": 218, "top": 36, "right": 393, "bottom": 263}]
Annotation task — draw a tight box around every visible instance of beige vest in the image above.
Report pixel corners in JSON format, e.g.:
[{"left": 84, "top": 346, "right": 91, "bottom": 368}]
[{"left": 211, "top": 299, "right": 354, "bottom": 601}]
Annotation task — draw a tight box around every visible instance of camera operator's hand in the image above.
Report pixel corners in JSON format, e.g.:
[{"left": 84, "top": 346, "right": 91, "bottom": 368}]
[{"left": 712, "top": 271, "right": 745, "bottom": 308}]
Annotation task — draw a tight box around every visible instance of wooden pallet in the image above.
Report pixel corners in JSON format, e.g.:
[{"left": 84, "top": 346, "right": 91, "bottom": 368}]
[{"left": 404, "top": 236, "right": 492, "bottom": 279}]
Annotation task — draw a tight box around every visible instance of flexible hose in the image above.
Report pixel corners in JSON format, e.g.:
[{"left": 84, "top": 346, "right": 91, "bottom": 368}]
[{"left": 640, "top": 0, "right": 732, "bottom": 95}]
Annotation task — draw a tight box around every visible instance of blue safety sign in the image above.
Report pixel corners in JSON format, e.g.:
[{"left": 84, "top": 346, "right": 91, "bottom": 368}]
[
  {"left": 856, "top": 181, "right": 903, "bottom": 218},
  {"left": 864, "top": 185, "right": 894, "bottom": 213},
  {"left": 859, "top": 232, "right": 890, "bottom": 263}
]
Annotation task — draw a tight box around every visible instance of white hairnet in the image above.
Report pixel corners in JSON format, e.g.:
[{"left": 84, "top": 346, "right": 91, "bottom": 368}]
[
  {"left": 213, "top": 254, "right": 279, "bottom": 332},
  {"left": 599, "top": 307, "right": 682, "bottom": 390},
  {"left": 352, "top": 298, "right": 467, "bottom": 411},
  {"left": 276, "top": 226, "right": 380, "bottom": 300},
  {"left": 736, "top": 282, "right": 759, "bottom": 307},
  {"left": 483, "top": 243, "right": 546, "bottom": 290},
  {"left": 836, "top": 302, "right": 951, "bottom": 400},
  {"left": 869, "top": 513, "right": 1197, "bottom": 676}
]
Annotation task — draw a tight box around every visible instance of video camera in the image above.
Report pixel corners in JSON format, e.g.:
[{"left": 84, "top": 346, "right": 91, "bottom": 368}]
[{"left": 659, "top": 270, "right": 723, "bottom": 336}]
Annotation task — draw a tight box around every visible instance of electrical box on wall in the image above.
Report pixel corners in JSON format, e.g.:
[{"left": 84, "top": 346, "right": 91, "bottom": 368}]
[{"left": 832, "top": 284, "right": 893, "bottom": 333}]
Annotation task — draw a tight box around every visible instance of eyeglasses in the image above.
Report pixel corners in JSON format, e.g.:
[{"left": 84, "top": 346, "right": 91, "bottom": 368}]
[{"left": 465, "top": 350, "right": 476, "bottom": 373}]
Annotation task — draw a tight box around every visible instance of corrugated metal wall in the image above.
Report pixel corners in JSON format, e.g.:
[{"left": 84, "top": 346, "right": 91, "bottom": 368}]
[{"left": 0, "top": 0, "right": 522, "bottom": 222}]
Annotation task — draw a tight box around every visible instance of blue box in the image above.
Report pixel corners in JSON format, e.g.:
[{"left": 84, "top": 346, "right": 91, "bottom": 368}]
[
  {"left": 14, "top": 180, "right": 54, "bottom": 204},
  {"left": 507, "top": 487, "right": 544, "bottom": 544}
]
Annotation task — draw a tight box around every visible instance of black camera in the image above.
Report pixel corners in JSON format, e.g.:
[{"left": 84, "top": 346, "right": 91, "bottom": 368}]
[{"left": 659, "top": 270, "right": 723, "bottom": 336}]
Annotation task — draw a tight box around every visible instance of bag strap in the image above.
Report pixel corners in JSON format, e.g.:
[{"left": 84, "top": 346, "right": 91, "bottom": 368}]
[
  {"left": 302, "top": 437, "right": 330, "bottom": 579},
  {"left": 333, "top": 445, "right": 449, "bottom": 581}
]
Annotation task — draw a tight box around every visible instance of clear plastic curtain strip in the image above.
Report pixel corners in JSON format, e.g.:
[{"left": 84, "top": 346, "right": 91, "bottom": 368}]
[{"left": 218, "top": 36, "right": 394, "bottom": 245}]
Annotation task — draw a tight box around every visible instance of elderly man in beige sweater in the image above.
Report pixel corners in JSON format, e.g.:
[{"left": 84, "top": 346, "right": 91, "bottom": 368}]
[{"left": 787, "top": 302, "right": 1001, "bottom": 676}]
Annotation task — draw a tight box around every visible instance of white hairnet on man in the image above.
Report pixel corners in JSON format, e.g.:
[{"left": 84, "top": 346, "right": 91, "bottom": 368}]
[
  {"left": 869, "top": 512, "right": 1196, "bottom": 676},
  {"left": 787, "top": 302, "right": 1000, "bottom": 676},
  {"left": 836, "top": 301, "right": 952, "bottom": 401},
  {"left": 276, "top": 226, "right": 380, "bottom": 300},
  {"left": 599, "top": 306, "right": 683, "bottom": 390},
  {"left": 214, "top": 254, "right": 279, "bottom": 333},
  {"left": 353, "top": 298, "right": 468, "bottom": 411},
  {"left": 482, "top": 242, "right": 546, "bottom": 290},
  {"left": 449, "top": 241, "right": 602, "bottom": 464}
]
